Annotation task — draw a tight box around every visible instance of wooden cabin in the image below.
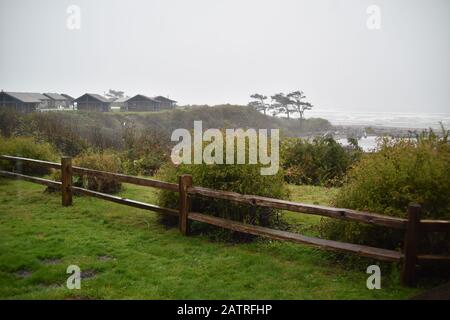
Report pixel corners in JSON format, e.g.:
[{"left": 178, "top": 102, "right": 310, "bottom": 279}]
[
  {"left": 110, "top": 97, "right": 129, "bottom": 111},
  {"left": 74, "top": 93, "right": 111, "bottom": 112},
  {"left": 61, "top": 94, "right": 75, "bottom": 109},
  {"left": 126, "top": 95, "right": 161, "bottom": 112},
  {"left": 153, "top": 96, "right": 177, "bottom": 109},
  {"left": 0, "top": 91, "right": 49, "bottom": 112},
  {"left": 43, "top": 93, "right": 72, "bottom": 109}
]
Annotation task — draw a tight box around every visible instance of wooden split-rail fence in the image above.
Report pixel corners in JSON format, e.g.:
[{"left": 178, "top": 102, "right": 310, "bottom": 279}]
[{"left": 0, "top": 155, "right": 449, "bottom": 286}]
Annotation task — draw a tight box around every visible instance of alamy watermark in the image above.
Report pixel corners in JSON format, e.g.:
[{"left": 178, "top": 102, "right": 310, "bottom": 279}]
[
  {"left": 171, "top": 121, "right": 279, "bottom": 175},
  {"left": 66, "top": 265, "right": 81, "bottom": 289},
  {"left": 366, "top": 5, "right": 381, "bottom": 30},
  {"left": 366, "top": 265, "right": 381, "bottom": 289},
  {"left": 66, "top": 5, "right": 81, "bottom": 30}
]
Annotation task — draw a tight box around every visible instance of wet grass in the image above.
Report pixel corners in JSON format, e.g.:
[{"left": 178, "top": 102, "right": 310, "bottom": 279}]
[{"left": 0, "top": 178, "right": 422, "bottom": 299}]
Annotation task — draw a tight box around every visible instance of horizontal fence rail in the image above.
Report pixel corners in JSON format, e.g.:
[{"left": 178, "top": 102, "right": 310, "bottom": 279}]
[
  {"left": 72, "top": 166, "right": 179, "bottom": 192},
  {"left": 188, "top": 186, "right": 408, "bottom": 229},
  {"left": 0, "top": 155, "right": 179, "bottom": 192},
  {"left": 72, "top": 186, "right": 179, "bottom": 217},
  {"left": 0, "top": 155, "right": 62, "bottom": 169},
  {"left": 1, "top": 154, "right": 449, "bottom": 286},
  {"left": 188, "top": 211, "right": 404, "bottom": 262},
  {"left": 0, "top": 170, "right": 61, "bottom": 188}
]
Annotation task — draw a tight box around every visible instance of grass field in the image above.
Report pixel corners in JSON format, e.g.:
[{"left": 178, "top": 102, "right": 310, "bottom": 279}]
[{"left": 0, "top": 178, "right": 423, "bottom": 299}]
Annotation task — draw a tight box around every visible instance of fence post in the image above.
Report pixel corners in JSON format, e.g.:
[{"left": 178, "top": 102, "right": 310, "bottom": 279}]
[
  {"left": 61, "top": 156, "right": 73, "bottom": 207},
  {"left": 179, "top": 174, "right": 193, "bottom": 236},
  {"left": 402, "top": 203, "right": 421, "bottom": 286}
]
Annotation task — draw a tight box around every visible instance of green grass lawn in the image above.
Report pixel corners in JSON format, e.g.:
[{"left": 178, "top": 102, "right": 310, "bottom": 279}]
[{"left": 0, "top": 178, "right": 423, "bottom": 299}]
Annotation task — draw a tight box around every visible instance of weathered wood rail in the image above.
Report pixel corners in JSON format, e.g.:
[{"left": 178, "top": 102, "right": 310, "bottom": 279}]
[{"left": 1, "top": 155, "right": 449, "bottom": 286}]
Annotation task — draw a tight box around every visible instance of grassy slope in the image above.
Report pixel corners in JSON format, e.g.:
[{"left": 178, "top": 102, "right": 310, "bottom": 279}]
[{"left": 0, "top": 178, "right": 421, "bottom": 299}]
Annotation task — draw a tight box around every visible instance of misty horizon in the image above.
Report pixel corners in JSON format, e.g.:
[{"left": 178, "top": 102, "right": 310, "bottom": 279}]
[{"left": 1, "top": 0, "right": 449, "bottom": 113}]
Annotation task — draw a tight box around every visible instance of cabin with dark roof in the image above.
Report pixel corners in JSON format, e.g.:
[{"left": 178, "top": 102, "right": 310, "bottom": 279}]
[
  {"left": 43, "top": 93, "right": 71, "bottom": 109},
  {"left": 61, "top": 94, "right": 75, "bottom": 109},
  {"left": 153, "top": 96, "right": 177, "bottom": 109},
  {"left": 126, "top": 95, "right": 161, "bottom": 112},
  {"left": 111, "top": 96, "right": 129, "bottom": 110},
  {"left": 0, "top": 91, "right": 49, "bottom": 112},
  {"left": 61, "top": 93, "right": 75, "bottom": 101},
  {"left": 74, "top": 93, "right": 111, "bottom": 112}
]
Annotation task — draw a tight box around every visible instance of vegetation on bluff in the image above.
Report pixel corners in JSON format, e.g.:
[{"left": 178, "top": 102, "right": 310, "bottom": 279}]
[
  {"left": 280, "top": 136, "right": 362, "bottom": 187},
  {"left": 321, "top": 128, "right": 450, "bottom": 254},
  {"left": 0, "top": 106, "right": 331, "bottom": 156},
  {"left": 1, "top": 107, "right": 449, "bottom": 261}
]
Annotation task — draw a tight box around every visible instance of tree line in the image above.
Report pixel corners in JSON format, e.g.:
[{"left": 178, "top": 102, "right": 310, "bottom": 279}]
[{"left": 248, "top": 91, "right": 313, "bottom": 128}]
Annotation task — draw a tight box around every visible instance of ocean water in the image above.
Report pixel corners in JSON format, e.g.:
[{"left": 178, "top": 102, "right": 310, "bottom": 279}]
[
  {"left": 336, "top": 136, "right": 379, "bottom": 152},
  {"left": 307, "top": 110, "right": 450, "bottom": 129}
]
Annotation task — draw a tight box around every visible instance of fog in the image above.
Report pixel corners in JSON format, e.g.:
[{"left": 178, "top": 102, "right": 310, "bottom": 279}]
[{"left": 0, "top": 0, "right": 449, "bottom": 112}]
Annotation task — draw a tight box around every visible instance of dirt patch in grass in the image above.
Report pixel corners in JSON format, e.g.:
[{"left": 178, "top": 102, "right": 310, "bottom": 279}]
[
  {"left": 97, "top": 255, "right": 114, "bottom": 261},
  {"left": 15, "top": 269, "right": 33, "bottom": 278},
  {"left": 39, "top": 283, "right": 64, "bottom": 289},
  {"left": 40, "top": 258, "right": 62, "bottom": 265},
  {"left": 81, "top": 269, "right": 97, "bottom": 279}
]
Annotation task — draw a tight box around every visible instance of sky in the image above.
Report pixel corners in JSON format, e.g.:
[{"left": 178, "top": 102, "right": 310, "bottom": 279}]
[{"left": 0, "top": 0, "right": 449, "bottom": 113}]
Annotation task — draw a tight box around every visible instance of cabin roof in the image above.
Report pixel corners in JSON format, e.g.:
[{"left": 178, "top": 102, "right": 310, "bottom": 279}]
[
  {"left": 1, "top": 92, "right": 49, "bottom": 103},
  {"left": 61, "top": 94, "right": 75, "bottom": 101},
  {"left": 75, "top": 93, "right": 111, "bottom": 103},
  {"left": 43, "top": 93, "right": 68, "bottom": 101},
  {"left": 113, "top": 97, "right": 129, "bottom": 103},
  {"left": 126, "top": 94, "right": 160, "bottom": 103},
  {"left": 153, "top": 96, "right": 177, "bottom": 103}
]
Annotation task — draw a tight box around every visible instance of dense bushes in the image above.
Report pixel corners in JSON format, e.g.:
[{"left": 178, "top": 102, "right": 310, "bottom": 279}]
[
  {"left": 1, "top": 106, "right": 332, "bottom": 155},
  {"left": 281, "top": 137, "right": 361, "bottom": 187},
  {"left": 120, "top": 125, "right": 169, "bottom": 176},
  {"left": 0, "top": 136, "right": 58, "bottom": 175},
  {"left": 0, "top": 111, "right": 21, "bottom": 137},
  {"left": 72, "top": 151, "right": 123, "bottom": 193},
  {"left": 321, "top": 130, "right": 450, "bottom": 253},
  {"left": 157, "top": 139, "right": 288, "bottom": 239}
]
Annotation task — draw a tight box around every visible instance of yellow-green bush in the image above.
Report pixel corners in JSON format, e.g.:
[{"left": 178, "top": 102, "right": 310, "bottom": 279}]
[
  {"left": 0, "top": 136, "right": 58, "bottom": 175},
  {"left": 72, "top": 151, "right": 122, "bottom": 193},
  {"left": 321, "top": 129, "right": 450, "bottom": 253},
  {"left": 157, "top": 133, "right": 288, "bottom": 239},
  {"left": 281, "top": 137, "right": 361, "bottom": 187},
  {"left": 157, "top": 161, "right": 288, "bottom": 239}
]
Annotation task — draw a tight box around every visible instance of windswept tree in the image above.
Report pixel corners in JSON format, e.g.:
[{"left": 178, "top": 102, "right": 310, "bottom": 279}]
[
  {"left": 248, "top": 93, "right": 268, "bottom": 115},
  {"left": 251, "top": 90, "right": 314, "bottom": 127},
  {"left": 286, "top": 90, "right": 313, "bottom": 128},
  {"left": 270, "top": 93, "right": 293, "bottom": 119},
  {"left": 105, "top": 89, "right": 125, "bottom": 100}
]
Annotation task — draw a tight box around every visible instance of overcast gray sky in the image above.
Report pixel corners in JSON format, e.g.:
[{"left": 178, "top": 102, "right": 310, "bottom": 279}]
[{"left": 0, "top": 0, "right": 449, "bottom": 112}]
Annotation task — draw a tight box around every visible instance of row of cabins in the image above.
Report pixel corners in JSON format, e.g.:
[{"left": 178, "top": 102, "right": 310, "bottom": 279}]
[
  {"left": 0, "top": 91, "right": 177, "bottom": 113},
  {"left": 0, "top": 92, "right": 75, "bottom": 112}
]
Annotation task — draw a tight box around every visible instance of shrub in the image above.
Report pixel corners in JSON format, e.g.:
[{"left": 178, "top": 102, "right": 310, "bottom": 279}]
[
  {"left": 120, "top": 125, "right": 170, "bottom": 176},
  {"left": 0, "top": 136, "right": 58, "bottom": 175},
  {"left": 26, "top": 112, "right": 90, "bottom": 156},
  {"left": 281, "top": 137, "right": 361, "bottom": 187},
  {"left": 157, "top": 162, "right": 288, "bottom": 239},
  {"left": 0, "top": 110, "right": 21, "bottom": 137},
  {"left": 72, "top": 151, "right": 123, "bottom": 193},
  {"left": 320, "top": 129, "right": 450, "bottom": 254},
  {"left": 157, "top": 135, "right": 289, "bottom": 239},
  {"left": 134, "top": 154, "right": 167, "bottom": 176}
]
